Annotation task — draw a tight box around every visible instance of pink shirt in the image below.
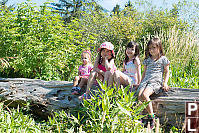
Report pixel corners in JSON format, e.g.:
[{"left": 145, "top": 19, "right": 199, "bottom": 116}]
[
  {"left": 98, "top": 64, "right": 116, "bottom": 73},
  {"left": 78, "top": 64, "right": 93, "bottom": 78}
]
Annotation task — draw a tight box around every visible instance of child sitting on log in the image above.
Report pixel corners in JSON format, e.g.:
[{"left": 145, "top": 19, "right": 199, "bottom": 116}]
[
  {"left": 71, "top": 50, "right": 93, "bottom": 95},
  {"left": 113, "top": 41, "right": 141, "bottom": 89},
  {"left": 137, "top": 37, "right": 170, "bottom": 129}
]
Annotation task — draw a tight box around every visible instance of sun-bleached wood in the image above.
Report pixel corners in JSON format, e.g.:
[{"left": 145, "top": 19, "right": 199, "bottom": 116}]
[{"left": 0, "top": 77, "right": 198, "bottom": 127}]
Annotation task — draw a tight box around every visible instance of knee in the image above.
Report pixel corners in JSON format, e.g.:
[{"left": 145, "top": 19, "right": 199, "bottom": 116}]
[
  {"left": 138, "top": 90, "right": 146, "bottom": 101},
  {"left": 105, "top": 71, "right": 112, "bottom": 76},
  {"left": 142, "top": 91, "right": 149, "bottom": 100},
  {"left": 138, "top": 93, "right": 143, "bottom": 101},
  {"left": 113, "top": 70, "right": 119, "bottom": 79},
  {"left": 90, "top": 71, "right": 97, "bottom": 77},
  {"left": 74, "top": 76, "right": 80, "bottom": 81}
]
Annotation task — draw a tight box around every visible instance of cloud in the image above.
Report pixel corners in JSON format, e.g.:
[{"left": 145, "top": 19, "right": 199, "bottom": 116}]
[{"left": 111, "top": 0, "right": 120, "bottom": 4}]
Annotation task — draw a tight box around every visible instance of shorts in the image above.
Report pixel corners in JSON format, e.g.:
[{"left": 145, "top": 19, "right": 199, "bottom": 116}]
[
  {"left": 137, "top": 81, "right": 162, "bottom": 94},
  {"left": 79, "top": 75, "right": 89, "bottom": 79},
  {"left": 127, "top": 75, "right": 137, "bottom": 86}
]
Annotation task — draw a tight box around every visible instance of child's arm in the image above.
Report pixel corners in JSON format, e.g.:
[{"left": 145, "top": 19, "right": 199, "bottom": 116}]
[
  {"left": 78, "top": 70, "right": 81, "bottom": 76},
  {"left": 141, "top": 65, "right": 147, "bottom": 81},
  {"left": 104, "top": 56, "right": 114, "bottom": 71},
  {"left": 77, "top": 65, "right": 81, "bottom": 77},
  {"left": 122, "top": 62, "right": 125, "bottom": 72},
  {"left": 163, "top": 64, "right": 170, "bottom": 91},
  {"left": 93, "top": 54, "right": 105, "bottom": 75},
  {"left": 93, "top": 54, "right": 100, "bottom": 70},
  {"left": 135, "top": 58, "right": 141, "bottom": 84}
]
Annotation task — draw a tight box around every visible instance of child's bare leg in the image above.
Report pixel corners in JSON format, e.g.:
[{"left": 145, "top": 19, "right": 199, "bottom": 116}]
[
  {"left": 107, "top": 72, "right": 114, "bottom": 87},
  {"left": 103, "top": 71, "right": 111, "bottom": 86},
  {"left": 86, "top": 71, "right": 97, "bottom": 94},
  {"left": 138, "top": 88, "right": 145, "bottom": 101},
  {"left": 73, "top": 76, "right": 80, "bottom": 87},
  {"left": 114, "top": 70, "right": 130, "bottom": 89},
  {"left": 72, "top": 76, "right": 81, "bottom": 95},
  {"left": 78, "top": 78, "right": 88, "bottom": 88},
  {"left": 138, "top": 88, "right": 150, "bottom": 114},
  {"left": 141, "top": 88, "right": 154, "bottom": 115},
  {"left": 113, "top": 70, "right": 121, "bottom": 89},
  {"left": 97, "top": 74, "right": 104, "bottom": 82}
]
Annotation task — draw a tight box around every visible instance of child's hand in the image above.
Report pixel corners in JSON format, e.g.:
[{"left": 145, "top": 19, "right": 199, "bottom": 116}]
[
  {"left": 162, "top": 83, "right": 169, "bottom": 92},
  {"left": 105, "top": 56, "right": 109, "bottom": 60},
  {"left": 133, "top": 84, "right": 139, "bottom": 90}
]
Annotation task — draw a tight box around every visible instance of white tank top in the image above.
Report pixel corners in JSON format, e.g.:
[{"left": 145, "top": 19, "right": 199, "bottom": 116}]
[{"left": 124, "top": 60, "right": 137, "bottom": 78}]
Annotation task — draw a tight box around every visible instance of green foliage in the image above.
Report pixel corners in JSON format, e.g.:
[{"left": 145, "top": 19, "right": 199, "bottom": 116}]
[
  {"left": 0, "top": 102, "right": 43, "bottom": 132},
  {"left": 0, "top": 0, "right": 198, "bottom": 132},
  {"left": 0, "top": 82, "right": 149, "bottom": 132},
  {"left": 0, "top": 2, "right": 96, "bottom": 81},
  {"left": 50, "top": 0, "right": 102, "bottom": 23},
  {"left": 76, "top": 81, "right": 148, "bottom": 132}
]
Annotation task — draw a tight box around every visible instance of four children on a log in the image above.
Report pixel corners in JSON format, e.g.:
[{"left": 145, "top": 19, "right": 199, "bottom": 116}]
[{"left": 71, "top": 37, "right": 170, "bottom": 129}]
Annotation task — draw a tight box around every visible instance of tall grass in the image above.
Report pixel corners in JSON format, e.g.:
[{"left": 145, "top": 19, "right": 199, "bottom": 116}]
[
  {"left": 163, "top": 27, "right": 199, "bottom": 89},
  {"left": 0, "top": 102, "right": 43, "bottom": 132},
  {"left": 140, "top": 26, "right": 199, "bottom": 89}
]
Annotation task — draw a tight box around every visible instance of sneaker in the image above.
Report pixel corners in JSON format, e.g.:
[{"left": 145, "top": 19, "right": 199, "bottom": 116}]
[
  {"left": 140, "top": 117, "right": 148, "bottom": 128},
  {"left": 71, "top": 86, "right": 77, "bottom": 92},
  {"left": 149, "top": 117, "right": 155, "bottom": 129},
  {"left": 71, "top": 86, "right": 81, "bottom": 95}
]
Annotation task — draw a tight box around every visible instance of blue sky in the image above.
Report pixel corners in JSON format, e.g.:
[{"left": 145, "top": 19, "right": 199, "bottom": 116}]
[{"left": 7, "top": 0, "right": 178, "bottom": 11}]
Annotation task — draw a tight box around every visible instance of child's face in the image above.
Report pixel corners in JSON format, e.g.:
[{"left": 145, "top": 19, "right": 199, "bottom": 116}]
[
  {"left": 149, "top": 44, "right": 160, "bottom": 57},
  {"left": 81, "top": 53, "right": 90, "bottom": 65},
  {"left": 101, "top": 48, "right": 112, "bottom": 59},
  {"left": 126, "top": 46, "right": 136, "bottom": 57}
]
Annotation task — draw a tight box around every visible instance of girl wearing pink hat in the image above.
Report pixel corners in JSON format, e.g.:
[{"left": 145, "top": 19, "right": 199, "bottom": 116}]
[{"left": 79, "top": 42, "right": 116, "bottom": 99}]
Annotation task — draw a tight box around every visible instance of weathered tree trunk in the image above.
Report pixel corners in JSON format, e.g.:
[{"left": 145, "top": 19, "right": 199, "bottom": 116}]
[
  {"left": 0, "top": 78, "right": 198, "bottom": 127},
  {"left": 151, "top": 88, "right": 199, "bottom": 127},
  {"left": 0, "top": 78, "right": 80, "bottom": 118}
]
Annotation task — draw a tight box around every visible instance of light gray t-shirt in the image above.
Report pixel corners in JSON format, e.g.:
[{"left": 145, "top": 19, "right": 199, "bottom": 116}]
[{"left": 137, "top": 56, "right": 170, "bottom": 94}]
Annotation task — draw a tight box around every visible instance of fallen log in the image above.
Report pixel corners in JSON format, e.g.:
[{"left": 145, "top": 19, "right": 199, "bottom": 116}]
[
  {"left": 0, "top": 78, "right": 80, "bottom": 118},
  {"left": 151, "top": 88, "right": 199, "bottom": 127},
  {"left": 0, "top": 77, "right": 198, "bottom": 127}
]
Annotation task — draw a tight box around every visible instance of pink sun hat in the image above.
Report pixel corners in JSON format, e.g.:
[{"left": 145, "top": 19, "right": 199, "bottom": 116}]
[{"left": 97, "top": 42, "right": 115, "bottom": 57}]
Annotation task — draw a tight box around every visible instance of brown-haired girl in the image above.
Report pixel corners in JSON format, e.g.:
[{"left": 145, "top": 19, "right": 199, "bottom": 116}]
[
  {"left": 79, "top": 42, "right": 116, "bottom": 100},
  {"left": 137, "top": 37, "right": 170, "bottom": 129},
  {"left": 113, "top": 41, "right": 141, "bottom": 89}
]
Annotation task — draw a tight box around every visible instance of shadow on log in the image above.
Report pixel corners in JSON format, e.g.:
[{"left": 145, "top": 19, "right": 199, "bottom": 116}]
[{"left": 0, "top": 78, "right": 198, "bottom": 127}]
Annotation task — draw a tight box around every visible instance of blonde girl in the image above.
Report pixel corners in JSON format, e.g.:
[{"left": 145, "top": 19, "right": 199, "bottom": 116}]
[
  {"left": 114, "top": 41, "right": 141, "bottom": 89},
  {"left": 137, "top": 38, "right": 170, "bottom": 129},
  {"left": 71, "top": 50, "right": 93, "bottom": 95}
]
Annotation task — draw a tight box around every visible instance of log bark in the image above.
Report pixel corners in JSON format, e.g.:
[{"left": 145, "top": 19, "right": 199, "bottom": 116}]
[
  {"left": 151, "top": 88, "right": 199, "bottom": 127},
  {"left": 0, "top": 78, "right": 80, "bottom": 118},
  {"left": 0, "top": 78, "right": 198, "bottom": 127}
]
